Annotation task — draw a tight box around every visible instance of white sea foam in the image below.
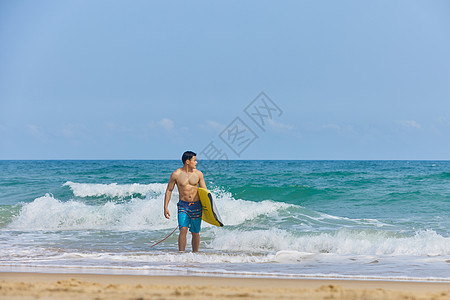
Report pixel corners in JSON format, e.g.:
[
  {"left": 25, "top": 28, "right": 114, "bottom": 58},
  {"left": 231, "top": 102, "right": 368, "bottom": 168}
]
[
  {"left": 275, "top": 251, "right": 316, "bottom": 263},
  {"left": 53, "top": 251, "right": 276, "bottom": 264},
  {"left": 210, "top": 227, "right": 450, "bottom": 256}
]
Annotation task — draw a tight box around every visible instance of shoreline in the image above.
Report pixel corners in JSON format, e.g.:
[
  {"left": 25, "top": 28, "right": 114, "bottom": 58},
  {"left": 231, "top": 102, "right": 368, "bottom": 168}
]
[
  {"left": 1, "top": 266, "right": 450, "bottom": 283},
  {"left": 1, "top": 272, "right": 449, "bottom": 299}
]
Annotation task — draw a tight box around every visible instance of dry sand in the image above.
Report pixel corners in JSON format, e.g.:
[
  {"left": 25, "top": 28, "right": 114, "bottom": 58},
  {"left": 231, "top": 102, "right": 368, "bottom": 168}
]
[{"left": 1, "top": 272, "right": 449, "bottom": 300}]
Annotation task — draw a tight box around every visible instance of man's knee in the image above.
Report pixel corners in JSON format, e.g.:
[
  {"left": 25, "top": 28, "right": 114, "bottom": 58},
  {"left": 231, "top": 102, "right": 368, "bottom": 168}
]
[{"left": 179, "top": 227, "right": 188, "bottom": 235}]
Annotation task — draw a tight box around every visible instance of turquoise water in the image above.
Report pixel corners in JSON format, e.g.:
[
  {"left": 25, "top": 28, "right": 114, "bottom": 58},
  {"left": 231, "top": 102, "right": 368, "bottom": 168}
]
[{"left": 0, "top": 160, "right": 449, "bottom": 280}]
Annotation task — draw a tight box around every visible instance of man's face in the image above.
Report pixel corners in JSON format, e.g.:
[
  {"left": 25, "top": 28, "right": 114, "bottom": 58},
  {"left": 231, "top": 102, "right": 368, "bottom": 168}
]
[{"left": 188, "top": 156, "right": 197, "bottom": 169}]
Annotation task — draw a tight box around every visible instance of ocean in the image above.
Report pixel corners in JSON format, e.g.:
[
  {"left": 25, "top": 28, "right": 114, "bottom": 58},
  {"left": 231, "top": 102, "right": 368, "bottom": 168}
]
[{"left": 0, "top": 160, "right": 449, "bottom": 281}]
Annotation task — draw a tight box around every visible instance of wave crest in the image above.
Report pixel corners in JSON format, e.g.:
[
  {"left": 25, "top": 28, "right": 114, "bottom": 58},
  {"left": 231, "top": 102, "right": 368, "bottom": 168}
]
[
  {"left": 63, "top": 181, "right": 166, "bottom": 198},
  {"left": 8, "top": 194, "right": 177, "bottom": 230}
]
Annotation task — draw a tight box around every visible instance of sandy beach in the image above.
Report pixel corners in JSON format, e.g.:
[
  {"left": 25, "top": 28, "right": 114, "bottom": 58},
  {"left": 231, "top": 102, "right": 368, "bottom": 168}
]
[{"left": 0, "top": 272, "right": 449, "bottom": 300}]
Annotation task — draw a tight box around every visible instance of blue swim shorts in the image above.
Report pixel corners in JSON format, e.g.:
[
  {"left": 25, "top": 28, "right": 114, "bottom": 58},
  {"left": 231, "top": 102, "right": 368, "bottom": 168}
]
[{"left": 177, "top": 200, "right": 202, "bottom": 233}]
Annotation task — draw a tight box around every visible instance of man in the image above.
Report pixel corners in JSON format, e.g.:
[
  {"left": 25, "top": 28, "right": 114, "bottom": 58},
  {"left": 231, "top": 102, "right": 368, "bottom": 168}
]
[{"left": 164, "top": 151, "right": 206, "bottom": 252}]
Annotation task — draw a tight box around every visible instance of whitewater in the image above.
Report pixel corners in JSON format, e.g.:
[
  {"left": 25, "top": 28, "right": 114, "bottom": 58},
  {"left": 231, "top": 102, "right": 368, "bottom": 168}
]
[{"left": 0, "top": 160, "right": 449, "bottom": 281}]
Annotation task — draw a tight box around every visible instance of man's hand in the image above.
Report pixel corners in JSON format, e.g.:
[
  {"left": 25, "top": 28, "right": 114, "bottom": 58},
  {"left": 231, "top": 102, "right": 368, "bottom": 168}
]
[{"left": 164, "top": 207, "right": 170, "bottom": 219}]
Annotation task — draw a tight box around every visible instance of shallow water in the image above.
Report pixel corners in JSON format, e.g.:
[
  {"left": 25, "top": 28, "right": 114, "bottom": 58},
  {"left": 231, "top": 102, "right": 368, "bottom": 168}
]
[{"left": 0, "top": 160, "right": 449, "bottom": 281}]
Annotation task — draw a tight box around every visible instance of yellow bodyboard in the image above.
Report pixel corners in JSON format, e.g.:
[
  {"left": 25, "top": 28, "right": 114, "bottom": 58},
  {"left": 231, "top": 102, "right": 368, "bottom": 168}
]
[{"left": 198, "top": 188, "right": 223, "bottom": 227}]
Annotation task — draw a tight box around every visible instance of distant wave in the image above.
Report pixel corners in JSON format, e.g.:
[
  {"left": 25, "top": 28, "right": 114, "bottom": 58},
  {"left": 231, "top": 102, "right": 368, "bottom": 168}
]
[
  {"left": 413, "top": 171, "right": 450, "bottom": 180},
  {"left": 303, "top": 171, "right": 369, "bottom": 177},
  {"left": 230, "top": 184, "right": 332, "bottom": 203}
]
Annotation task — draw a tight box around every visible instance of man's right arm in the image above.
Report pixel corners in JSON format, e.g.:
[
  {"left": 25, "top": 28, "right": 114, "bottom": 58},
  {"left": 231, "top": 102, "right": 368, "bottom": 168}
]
[{"left": 164, "top": 172, "right": 176, "bottom": 219}]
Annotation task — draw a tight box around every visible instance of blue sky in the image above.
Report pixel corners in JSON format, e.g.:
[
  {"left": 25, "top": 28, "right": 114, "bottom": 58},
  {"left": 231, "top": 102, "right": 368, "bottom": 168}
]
[{"left": 1, "top": 0, "right": 450, "bottom": 160}]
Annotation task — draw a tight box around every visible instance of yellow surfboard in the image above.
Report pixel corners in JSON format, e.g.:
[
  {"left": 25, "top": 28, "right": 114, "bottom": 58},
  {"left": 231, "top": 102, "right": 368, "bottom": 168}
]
[{"left": 198, "top": 188, "right": 223, "bottom": 227}]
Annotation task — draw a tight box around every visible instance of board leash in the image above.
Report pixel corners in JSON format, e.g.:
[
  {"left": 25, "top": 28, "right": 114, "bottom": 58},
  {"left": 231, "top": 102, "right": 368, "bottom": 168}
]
[{"left": 150, "top": 226, "right": 179, "bottom": 248}]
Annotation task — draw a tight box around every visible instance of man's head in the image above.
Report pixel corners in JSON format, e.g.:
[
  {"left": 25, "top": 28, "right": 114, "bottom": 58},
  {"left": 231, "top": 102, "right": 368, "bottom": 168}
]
[{"left": 182, "top": 151, "right": 197, "bottom": 165}]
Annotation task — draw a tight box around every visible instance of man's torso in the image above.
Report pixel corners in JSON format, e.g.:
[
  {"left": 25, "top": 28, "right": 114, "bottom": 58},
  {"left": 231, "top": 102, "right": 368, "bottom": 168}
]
[{"left": 174, "top": 169, "right": 200, "bottom": 202}]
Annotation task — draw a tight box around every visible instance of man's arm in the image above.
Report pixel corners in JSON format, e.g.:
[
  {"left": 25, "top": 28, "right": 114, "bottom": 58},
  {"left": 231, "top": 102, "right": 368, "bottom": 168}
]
[
  {"left": 197, "top": 170, "right": 207, "bottom": 189},
  {"left": 164, "top": 172, "right": 177, "bottom": 219}
]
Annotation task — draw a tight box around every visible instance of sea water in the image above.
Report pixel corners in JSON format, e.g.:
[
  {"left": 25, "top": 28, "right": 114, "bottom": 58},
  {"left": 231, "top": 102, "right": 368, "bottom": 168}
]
[{"left": 0, "top": 160, "right": 449, "bottom": 281}]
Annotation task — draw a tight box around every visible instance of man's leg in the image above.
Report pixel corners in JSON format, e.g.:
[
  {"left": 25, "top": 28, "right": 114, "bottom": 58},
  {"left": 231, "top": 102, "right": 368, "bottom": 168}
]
[
  {"left": 178, "top": 227, "right": 188, "bottom": 251},
  {"left": 190, "top": 217, "right": 201, "bottom": 252},
  {"left": 192, "top": 232, "right": 200, "bottom": 252}
]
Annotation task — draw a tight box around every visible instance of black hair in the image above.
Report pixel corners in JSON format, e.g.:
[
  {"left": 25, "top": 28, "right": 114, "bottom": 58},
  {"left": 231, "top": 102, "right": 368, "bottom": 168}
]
[{"left": 182, "top": 151, "right": 197, "bottom": 164}]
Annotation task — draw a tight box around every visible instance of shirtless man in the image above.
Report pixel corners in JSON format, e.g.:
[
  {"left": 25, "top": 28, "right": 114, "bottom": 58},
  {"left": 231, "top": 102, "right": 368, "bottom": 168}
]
[{"left": 164, "top": 151, "right": 207, "bottom": 252}]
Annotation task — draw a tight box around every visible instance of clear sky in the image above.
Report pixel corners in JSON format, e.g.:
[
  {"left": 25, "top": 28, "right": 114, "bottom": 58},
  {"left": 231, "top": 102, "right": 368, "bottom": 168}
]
[{"left": 1, "top": 0, "right": 450, "bottom": 160}]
